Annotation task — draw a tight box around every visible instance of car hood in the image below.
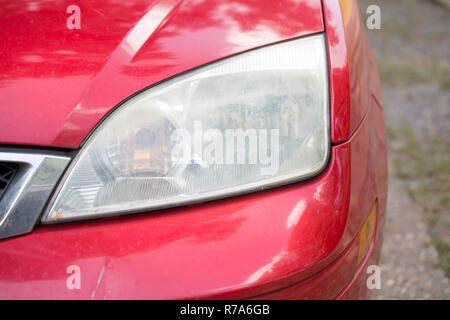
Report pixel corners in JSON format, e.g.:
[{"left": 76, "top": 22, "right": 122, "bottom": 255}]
[{"left": 0, "top": 0, "right": 323, "bottom": 148}]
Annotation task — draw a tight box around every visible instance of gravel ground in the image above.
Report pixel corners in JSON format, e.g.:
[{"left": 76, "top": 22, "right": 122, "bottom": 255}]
[
  {"left": 357, "top": 0, "right": 450, "bottom": 299},
  {"left": 377, "top": 164, "right": 450, "bottom": 299}
]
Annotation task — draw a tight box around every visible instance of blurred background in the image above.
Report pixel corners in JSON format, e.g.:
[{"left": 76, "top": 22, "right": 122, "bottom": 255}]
[{"left": 358, "top": 0, "right": 449, "bottom": 299}]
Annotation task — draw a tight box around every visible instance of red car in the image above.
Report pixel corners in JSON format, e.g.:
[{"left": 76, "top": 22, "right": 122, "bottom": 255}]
[{"left": 0, "top": 0, "right": 387, "bottom": 299}]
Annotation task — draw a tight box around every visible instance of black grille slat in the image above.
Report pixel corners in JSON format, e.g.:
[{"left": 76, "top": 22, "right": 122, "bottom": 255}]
[{"left": 0, "top": 162, "right": 18, "bottom": 201}]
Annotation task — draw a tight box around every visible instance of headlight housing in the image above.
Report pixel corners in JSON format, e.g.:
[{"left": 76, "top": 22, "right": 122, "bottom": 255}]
[{"left": 43, "top": 34, "right": 329, "bottom": 222}]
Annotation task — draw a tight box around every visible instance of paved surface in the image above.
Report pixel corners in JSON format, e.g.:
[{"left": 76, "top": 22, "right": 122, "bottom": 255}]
[{"left": 358, "top": 0, "right": 450, "bottom": 299}]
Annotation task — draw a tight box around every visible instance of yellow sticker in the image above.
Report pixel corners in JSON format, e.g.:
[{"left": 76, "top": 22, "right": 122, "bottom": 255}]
[{"left": 357, "top": 205, "right": 377, "bottom": 265}]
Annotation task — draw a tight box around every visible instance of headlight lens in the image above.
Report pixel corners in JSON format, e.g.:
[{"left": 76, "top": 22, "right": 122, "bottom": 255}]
[{"left": 44, "top": 34, "right": 329, "bottom": 222}]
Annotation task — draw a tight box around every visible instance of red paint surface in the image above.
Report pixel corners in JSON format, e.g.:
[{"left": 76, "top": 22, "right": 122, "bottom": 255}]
[
  {"left": 0, "top": 0, "right": 324, "bottom": 148},
  {"left": 323, "top": 0, "right": 383, "bottom": 143},
  {"left": 0, "top": 0, "right": 387, "bottom": 299},
  {"left": 322, "top": 0, "right": 351, "bottom": 143}
]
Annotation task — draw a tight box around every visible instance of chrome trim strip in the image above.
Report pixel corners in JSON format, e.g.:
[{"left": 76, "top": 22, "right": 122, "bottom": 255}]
[{"left": 0, "top": 152, "right": 70, "bottom": 240}]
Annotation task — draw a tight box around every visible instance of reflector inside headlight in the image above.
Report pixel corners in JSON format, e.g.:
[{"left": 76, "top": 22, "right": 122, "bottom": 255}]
[{"left": 44, "top": 34, "right": 329, "bottom": 222}]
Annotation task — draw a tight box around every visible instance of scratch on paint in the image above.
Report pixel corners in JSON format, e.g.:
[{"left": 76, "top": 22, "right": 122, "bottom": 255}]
[{"left": 90, "top": 265, "right": 106, "bottom": 300}]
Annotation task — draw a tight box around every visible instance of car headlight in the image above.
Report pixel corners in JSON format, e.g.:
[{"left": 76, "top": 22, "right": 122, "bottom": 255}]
[{"left": 43, "top": 34, "right": 329, "bottom": 222}]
